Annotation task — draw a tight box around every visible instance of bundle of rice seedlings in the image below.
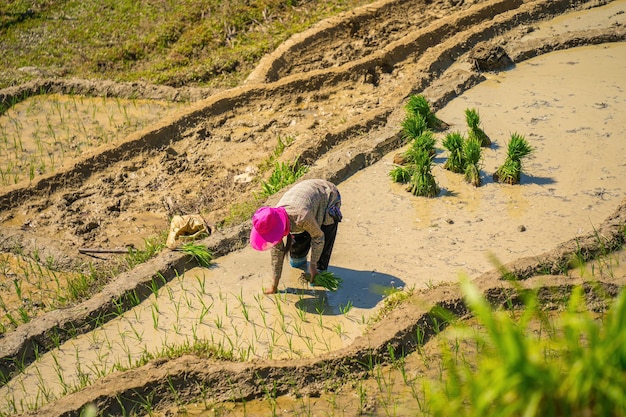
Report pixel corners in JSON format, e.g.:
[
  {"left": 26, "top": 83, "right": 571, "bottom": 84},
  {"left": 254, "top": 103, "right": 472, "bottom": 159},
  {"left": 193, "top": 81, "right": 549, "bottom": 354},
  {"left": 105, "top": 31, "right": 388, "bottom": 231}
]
[
  {"left": 389, "top": 164, "right": 414, "bottom": 183},
  {"left": 178, "top": 242, "right": 213, "bottom": 268},
  {"left": 312, "top": 271, "right": 343, "bottom": 291},
  {"left": 405, "top": 94, "right": 445, "bottom": 130},
  {"left": 407, "top": 149, "right": 439, "bottom": 197},
  {"left": 493, "top": 133, "right": 533, "bottom": 184},
  {"left": 401, "top": 112, "right": 428, "bottom": 142},
  {"left": 442, "top": 131, "right": 466, "bottom": 173},
  {"left": 463, "top": 136, "right": 482, "bottom": 187},
  {"left": 403, "top": 130, "right": 436, "bottom": 165},
  {"left": 465, "top": 108, "right": 491, "bottom": 147},
  {"left": 412, "top": 130, "right": 437, "bottom": 156}
]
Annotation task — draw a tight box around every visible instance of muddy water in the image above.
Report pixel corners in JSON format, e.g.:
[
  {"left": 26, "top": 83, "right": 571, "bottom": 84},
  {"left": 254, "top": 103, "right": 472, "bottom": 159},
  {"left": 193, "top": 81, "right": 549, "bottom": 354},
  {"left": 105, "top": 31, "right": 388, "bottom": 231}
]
[
  {"left": 0, "top": 253, "right": 85, "bottom": 333},
  {"left": 335, "top": 42, "right": 626, "bottom": 285},
  {"left": 1, "top": 40, "right": 625, "bottom": 417}
]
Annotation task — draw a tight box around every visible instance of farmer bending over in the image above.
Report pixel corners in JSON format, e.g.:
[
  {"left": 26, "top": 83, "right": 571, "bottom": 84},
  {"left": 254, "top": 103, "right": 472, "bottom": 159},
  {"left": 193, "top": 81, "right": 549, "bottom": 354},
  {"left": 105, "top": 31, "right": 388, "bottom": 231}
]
[{"left": 250, "top": 179, "right": 342, "bottom": 294}]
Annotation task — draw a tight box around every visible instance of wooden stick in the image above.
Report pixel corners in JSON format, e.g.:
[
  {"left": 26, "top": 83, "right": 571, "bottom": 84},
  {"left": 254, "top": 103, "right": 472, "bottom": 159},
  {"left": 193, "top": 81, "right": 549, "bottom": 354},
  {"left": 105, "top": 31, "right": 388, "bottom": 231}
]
[{"left": 78, "top": 248, "right": 130, "bottom": 254}]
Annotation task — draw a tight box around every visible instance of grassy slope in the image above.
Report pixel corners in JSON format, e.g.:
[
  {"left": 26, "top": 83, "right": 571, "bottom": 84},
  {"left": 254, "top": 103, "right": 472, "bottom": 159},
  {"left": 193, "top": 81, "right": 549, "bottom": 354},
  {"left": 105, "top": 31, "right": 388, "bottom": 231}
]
[{"left": 0, "top": 0, "right": 372, "bottom": 89}]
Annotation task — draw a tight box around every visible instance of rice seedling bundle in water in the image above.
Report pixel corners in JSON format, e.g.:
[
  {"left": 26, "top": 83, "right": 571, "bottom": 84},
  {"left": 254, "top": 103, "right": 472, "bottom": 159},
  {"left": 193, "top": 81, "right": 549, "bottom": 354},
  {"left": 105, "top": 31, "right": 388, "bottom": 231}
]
[
  {"left": 494, "top": 133, "right": 532, "bottom": 184},
  {"left": 407, "top": 150, "right": 439, "bottom": 197},
  {"left": 401, "top": 112, "right": 428, "bottom": 142},
  {"left": 405, "top": 94, "right": 444, "bottom": 130},
  {"left": 389, "top": 164, "right": 414, "bottom": 183},
  {"left": 463, "top": 136, "right": 482, "bottom": 187},
  {"left": 313, "top": 271, "right": 343, "bottom": 291},
  {"left": 400, "top": 129, "right": 437, "bottom": 166},
  {"left": 465, "top": 108, "right": 491, "bottom": 147},
  {"left": 442, "top": 131, "right": 466, "bottom": 173},
  {"left": 411, "top": 130, "right": 436, "bottom": 156}
]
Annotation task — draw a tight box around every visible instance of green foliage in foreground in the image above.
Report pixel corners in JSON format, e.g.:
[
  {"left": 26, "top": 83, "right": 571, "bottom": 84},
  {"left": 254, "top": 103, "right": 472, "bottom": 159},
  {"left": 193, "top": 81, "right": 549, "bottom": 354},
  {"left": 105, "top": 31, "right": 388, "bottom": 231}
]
[
  {"left": 401, "top": 113, "right": 429, "bottom": 143},
  {"left": 428, "top": 280, "right": 626, "bottom": 417},
  {"left": 405, "top": 130, "right": 437, "bottom": 161}
]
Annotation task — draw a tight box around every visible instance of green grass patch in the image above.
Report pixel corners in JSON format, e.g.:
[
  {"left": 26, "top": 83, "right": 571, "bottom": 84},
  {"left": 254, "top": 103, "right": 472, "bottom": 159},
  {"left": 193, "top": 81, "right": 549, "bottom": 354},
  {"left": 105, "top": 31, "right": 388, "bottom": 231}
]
[
  {"left": 0, "top": 0, "right": 373, "bottom": 89},
  {"left": 258, "top": 158, "right": 308, "bottom": 198}
]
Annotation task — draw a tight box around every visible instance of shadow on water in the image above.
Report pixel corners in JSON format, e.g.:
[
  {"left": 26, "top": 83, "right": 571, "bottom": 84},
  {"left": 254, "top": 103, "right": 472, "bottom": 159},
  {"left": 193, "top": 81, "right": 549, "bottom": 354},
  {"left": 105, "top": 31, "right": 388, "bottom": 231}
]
[
  {"left": 284, "top": 266, "right": 405, "bottom": 316},
  {"left": 521, "top": 173, "right": 556, "bottom": 186},
  {"left": 478, "top": 171, "right": 555, "bottom": 186}
]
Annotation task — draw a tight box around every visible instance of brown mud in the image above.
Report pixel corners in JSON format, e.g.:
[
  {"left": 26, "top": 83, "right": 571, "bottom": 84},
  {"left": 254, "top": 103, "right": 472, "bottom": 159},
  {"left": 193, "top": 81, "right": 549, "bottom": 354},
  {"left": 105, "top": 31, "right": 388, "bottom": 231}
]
[{"left": 0, "top": 0, "right": 625, "bottom": 415}]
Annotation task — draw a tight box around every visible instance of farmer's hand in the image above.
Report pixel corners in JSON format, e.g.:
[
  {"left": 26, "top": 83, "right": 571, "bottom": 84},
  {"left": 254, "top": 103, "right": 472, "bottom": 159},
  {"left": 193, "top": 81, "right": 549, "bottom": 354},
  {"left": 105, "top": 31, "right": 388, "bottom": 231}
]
[
  {"left": 263, "top": 285, "right": 278, "bottom": 295},
  {"left": 263, "top": 278, "right": 279, "bottom": 294}
]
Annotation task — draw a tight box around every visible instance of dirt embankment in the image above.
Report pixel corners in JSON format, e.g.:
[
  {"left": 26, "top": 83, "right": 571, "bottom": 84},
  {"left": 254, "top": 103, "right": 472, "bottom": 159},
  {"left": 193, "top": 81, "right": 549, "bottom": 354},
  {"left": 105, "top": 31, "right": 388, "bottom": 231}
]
[{"left": 0, "top": 0, "right": 625, "bottom": 415}]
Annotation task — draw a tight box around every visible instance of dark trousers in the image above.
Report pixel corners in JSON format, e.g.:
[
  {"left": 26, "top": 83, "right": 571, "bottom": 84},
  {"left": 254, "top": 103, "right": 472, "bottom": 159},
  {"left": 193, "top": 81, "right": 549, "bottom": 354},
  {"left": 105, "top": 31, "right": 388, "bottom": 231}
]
[{"left": 290, "top": 221, "right": 338, "bottom": 271}]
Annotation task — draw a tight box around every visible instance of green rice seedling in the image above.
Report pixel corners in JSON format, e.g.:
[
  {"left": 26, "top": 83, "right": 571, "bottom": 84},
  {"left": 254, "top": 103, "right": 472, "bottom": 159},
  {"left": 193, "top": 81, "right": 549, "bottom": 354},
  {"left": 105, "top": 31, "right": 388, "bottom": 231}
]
[
  {"left": 17, "top": 307, "right": 30, "bottom": 324},
  {"left": 312, "top": 271, "right": 343, "bottom": 291},
  {"left": 5, "top": 312, "right": 19, "bottom": 327},
  {"left": 465, "top": 108, "right": 491, "bottom": 147},
  {"left": 195, "top": 274, "right": 207, "bottom": 294},
  {"left": 150, "top": 302, "right": 159, "bottom": 329},
  {"left": 302, "top": 332, "right": 315, "bottom": 355},
  {"left": 197, "top": 303, "right": 211, "bottom": 324},
  {"left": 178, "top": 242, "right": 213, "bottom": 268},
  {"left": 333, "top": 322, "right": 345, "bottom": 338},
  {"left": 405, "top": 94, "right": 445, "bottom": 130},
  {"left": 339, "top": 300, "right": 353, "bottom": 315},
  {"left": 463, "top": 136, "right": 482, "bottom": 187},
  {"left": 12, "top": 278, "right": 23, "bottom": 299},
  {"left": 493, "top": 132, "right": 533, "bottom": 184},
  {"left": 401, "top": 112, "right": 428, "bottom": 143},
  {"left": 236, "top": 289, "right": 250, "bottom": 322},
  {"left": 407, "top": 150, "right": 439, "bottom": 198},
  {"left": 296, "top": 299, "right": 308, "bottom": 322},
  {"left": 442, "top": 131, "right": 466, "bottom": 173},
  {"left": 214, "top": 315, "right": 223, "bottom": 329}
]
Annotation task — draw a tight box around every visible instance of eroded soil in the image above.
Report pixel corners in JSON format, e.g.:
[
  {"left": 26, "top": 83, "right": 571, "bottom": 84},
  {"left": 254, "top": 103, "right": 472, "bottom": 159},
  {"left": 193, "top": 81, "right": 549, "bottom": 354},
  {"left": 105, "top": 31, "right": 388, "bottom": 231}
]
[{"left": 1, "top": 0, "right": 625, "bottom": 415}]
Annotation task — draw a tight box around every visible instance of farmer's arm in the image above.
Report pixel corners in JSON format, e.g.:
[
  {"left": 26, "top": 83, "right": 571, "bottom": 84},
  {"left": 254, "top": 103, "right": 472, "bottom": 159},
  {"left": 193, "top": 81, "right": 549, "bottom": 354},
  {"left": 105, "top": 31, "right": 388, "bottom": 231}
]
[
  {"left": 266, "top": 240, "right": 286, "bottom": 294},
  {"left": 300, "top": 214, "right": 324, "bottom": 279}
]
